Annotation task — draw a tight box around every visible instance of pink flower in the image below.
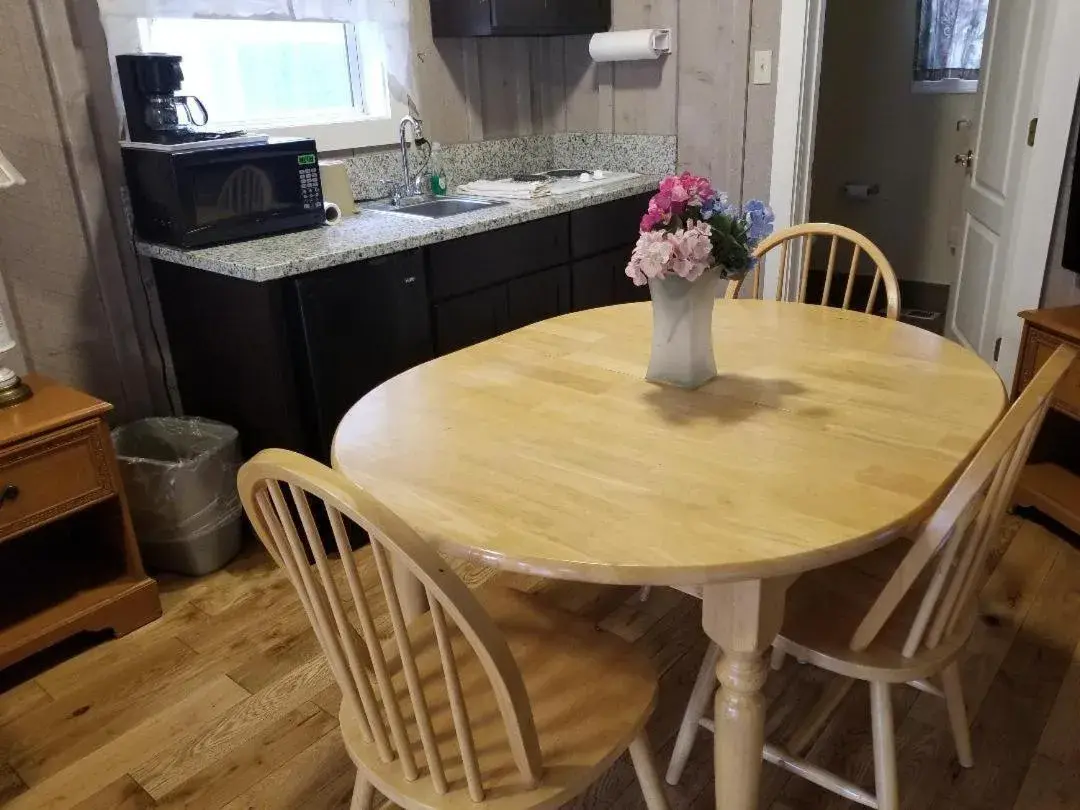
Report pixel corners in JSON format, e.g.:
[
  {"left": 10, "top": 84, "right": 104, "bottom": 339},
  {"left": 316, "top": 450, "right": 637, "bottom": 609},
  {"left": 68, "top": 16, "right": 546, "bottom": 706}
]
[
  {"left": 625, "top": 221, "right": 714, "bottom": 285},
  {"left": 625, "top": 231, "right": 675, "bottom": 285},
  {"left": 667, "top": 220, "right": 714, "bottom": 282}
]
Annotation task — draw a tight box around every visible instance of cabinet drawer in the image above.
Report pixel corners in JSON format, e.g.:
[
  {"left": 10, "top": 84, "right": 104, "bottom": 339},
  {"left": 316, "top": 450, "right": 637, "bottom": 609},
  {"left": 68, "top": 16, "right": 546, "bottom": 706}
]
[
  {"left": 1019, "top": 327, "right": 1080, "bottom": 418},
  {"left": 0, "top": 420, "right": 114, "bottom": 542},
  {"left": 429, "top": 216, "right": 570, "bottom": 301},
  {"left": 570, "top": 193, "right": 652, "bottom": 258}
]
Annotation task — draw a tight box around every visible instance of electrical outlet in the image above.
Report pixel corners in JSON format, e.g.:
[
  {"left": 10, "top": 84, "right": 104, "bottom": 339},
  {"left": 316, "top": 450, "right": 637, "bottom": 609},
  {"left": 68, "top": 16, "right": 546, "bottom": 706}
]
[{"left": 753, "top": 50, "right": 773, "bottom": 85}]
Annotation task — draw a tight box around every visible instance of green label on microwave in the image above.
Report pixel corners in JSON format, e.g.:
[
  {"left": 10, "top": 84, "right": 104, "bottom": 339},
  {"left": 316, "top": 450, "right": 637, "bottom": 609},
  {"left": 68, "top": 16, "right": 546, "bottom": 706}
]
[{"left": 298, "top": 154, "right": 317, "bottom": 166}]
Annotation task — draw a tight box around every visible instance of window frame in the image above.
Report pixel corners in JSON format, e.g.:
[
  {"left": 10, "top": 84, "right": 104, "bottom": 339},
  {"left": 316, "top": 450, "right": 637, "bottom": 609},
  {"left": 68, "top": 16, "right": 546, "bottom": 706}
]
[
  {"left": 124, "top": 16, "right": 407, "bottom": 152},
  {"left": 911, "top": 78, "right": 980, "bottom": 95}
]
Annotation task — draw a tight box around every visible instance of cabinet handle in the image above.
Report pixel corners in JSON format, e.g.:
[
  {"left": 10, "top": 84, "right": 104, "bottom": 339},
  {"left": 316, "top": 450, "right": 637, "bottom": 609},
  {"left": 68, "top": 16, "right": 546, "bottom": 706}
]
[{"left": 0, "top": 484, "right": 19, "bottom": 507}]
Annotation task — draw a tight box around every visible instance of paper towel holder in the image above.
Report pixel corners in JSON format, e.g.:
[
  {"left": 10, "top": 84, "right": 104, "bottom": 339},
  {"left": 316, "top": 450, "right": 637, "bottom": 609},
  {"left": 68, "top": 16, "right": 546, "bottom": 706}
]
[{"left": 589, "top": 28, "right": 673, "bottom": 63}]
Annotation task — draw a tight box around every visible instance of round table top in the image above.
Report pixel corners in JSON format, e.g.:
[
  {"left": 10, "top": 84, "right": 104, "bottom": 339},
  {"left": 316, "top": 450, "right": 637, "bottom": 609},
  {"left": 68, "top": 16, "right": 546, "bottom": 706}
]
[{"left": 333, "top": 300, "right": 1006, "bottom": 586}]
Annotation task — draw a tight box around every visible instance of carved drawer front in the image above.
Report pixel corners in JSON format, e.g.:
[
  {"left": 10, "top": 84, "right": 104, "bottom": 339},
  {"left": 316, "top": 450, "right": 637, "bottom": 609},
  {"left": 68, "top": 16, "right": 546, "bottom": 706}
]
[
  {"left": 0, "top": 420, "right": 115, "bottom": 542},
  {"left": 1020, "top": 328, "right": 1080, "bottom": 418}
]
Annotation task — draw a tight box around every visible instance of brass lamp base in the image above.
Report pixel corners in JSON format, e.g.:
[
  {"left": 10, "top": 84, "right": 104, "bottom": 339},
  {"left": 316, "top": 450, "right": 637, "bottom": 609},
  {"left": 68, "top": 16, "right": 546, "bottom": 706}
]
[{"left": 0, "top": 371, "right": 32, "bottom": 408}]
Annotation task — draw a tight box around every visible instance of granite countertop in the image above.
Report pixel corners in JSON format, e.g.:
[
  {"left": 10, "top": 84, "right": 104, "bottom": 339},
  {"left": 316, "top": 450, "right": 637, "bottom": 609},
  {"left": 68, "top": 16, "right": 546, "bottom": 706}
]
[{"left": 136, "top": 174, "right": 658, "bottom": 283}]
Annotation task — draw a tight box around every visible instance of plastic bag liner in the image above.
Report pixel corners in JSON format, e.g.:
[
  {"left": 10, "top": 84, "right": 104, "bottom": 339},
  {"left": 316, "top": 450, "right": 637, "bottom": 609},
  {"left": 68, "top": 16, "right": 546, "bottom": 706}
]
[{"left": 112, "top": 417, "right": 241, "bottom": 545}]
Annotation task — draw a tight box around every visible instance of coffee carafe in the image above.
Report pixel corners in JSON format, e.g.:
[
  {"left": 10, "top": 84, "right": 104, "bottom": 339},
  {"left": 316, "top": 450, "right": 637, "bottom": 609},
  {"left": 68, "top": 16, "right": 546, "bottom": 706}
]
[{"left": 116, "top": 53, "right": 233, "bottom": 144}]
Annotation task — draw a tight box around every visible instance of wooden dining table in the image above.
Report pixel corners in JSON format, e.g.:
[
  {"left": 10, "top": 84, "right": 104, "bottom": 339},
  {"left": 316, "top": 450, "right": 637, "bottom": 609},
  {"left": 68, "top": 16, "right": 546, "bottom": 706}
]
[{"left": 333, "top": 299, "right": 1006, "bottom": 810}]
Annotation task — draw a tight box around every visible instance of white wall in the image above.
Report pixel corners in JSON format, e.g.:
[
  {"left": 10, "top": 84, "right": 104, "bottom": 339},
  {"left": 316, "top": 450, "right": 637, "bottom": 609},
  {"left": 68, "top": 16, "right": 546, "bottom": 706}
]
[{"left": 809, "top": 0, "right": 976, "bottom": 285}]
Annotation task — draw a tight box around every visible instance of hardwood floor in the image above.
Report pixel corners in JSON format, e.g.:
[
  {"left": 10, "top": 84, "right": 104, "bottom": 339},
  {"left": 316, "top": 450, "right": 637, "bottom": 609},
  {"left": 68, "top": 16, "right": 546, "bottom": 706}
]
[{"left": 0, "top": 517, "right": 1077, "bottom": 810}]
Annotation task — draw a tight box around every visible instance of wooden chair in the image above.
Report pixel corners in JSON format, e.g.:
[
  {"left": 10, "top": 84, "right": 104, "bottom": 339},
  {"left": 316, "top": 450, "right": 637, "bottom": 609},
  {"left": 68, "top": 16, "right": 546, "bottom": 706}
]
[
  {"left": 727, "top": 222, "right": 902, "bottom": 320},
  {"left": 237, "top": 449, "right": 669, "bottom": 810},
  {"left": 665, "top": 346, "right": 1076, "bottom": 810}
]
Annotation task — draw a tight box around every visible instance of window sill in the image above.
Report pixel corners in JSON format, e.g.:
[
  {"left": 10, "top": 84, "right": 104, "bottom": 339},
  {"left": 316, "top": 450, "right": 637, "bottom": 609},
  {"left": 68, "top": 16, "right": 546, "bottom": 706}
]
[
  {"left": 257, "top": 115, "right": 400, "bottom": 152},
  {"left": 912, "top": 79, "right": 979, "bottom": 95}
]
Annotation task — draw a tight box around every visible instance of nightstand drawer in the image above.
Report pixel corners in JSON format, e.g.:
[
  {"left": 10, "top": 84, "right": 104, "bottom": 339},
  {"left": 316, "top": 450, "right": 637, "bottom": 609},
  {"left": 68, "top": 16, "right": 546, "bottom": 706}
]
[
  {"left": 0, "top": 420, "right": 115, "bottom": 542},
  {"left": 1019, "top": 327, "right": 1080, "bottom": 418}
]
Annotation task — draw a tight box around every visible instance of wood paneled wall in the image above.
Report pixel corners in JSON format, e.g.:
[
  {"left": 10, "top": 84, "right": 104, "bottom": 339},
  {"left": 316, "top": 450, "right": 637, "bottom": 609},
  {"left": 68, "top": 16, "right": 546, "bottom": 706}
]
[{"left": 412, "top": 0, "right": 781, "bottom": 198}]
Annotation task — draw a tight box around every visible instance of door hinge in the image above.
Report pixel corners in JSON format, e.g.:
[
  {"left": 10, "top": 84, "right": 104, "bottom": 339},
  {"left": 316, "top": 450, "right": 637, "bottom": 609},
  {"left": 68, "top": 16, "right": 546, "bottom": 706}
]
[
  {"left": 1028, "top": 117, "right": 1039, "bottom": 147},
  {"left": 993, "top": 337, "right": 1002, "bottom": 361}
]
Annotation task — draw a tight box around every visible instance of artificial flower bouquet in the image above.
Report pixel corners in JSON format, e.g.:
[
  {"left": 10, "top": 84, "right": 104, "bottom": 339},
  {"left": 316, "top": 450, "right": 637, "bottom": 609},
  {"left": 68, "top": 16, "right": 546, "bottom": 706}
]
[{"left": 625, "top": 172, "right": 775, "bottom": 286}]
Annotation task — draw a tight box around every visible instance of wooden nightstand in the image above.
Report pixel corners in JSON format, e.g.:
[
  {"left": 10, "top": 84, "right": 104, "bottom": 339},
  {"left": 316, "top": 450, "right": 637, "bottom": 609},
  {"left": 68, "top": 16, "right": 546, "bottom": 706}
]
[
  {"left": 1013, "top": 306, "right": 1080, "bottom": 536},
  {"left": 0, "top": 375, "right": 161, "bottom": 669}
]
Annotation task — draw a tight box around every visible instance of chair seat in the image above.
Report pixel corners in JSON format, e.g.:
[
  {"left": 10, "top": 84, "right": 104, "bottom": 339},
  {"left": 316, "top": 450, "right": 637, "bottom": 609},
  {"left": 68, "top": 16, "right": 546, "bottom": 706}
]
[
  {"left": 775, "top": 539, "right": 974, "bottom": 683},
  {"left": 340, "top": 585, "right": 658, "bottom": 809}
]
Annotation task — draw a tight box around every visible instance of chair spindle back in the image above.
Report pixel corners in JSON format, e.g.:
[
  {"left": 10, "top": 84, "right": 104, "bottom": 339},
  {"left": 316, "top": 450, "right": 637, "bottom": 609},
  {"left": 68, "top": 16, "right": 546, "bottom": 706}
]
[
  {"left": 849, "top": 346, "right": 1076, "bottom": 656},
  {"left": 237, "top": 450, "right": 543, "bottom": 802},
  {"left": 729, "top": 223, "right": 901, "bottom": 319}
]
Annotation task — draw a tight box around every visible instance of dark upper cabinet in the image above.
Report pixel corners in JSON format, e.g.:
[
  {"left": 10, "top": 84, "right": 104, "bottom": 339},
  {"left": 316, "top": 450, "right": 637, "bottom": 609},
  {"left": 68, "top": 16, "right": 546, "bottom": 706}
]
[{"left": 430, "top": 0, "right": 610, "bottom": 37}]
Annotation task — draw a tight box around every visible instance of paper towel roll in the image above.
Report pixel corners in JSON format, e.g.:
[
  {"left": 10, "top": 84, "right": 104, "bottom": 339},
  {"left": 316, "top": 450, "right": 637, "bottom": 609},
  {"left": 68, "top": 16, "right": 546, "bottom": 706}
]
[
  {"left": 589, "top": 29, "right": 672, "bottom": 63},
  {"left": 323, "top": 200, "right": 342, "bottom": 225}
]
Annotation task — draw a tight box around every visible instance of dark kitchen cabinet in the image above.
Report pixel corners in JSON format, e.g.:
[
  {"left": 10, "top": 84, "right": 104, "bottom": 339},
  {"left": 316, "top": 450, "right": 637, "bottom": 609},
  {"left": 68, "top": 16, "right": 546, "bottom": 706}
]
[
  {"left": 434, "top": 286, "right": 508, "bottom": 355},
  {"left": 293, "top": 251, "right": 432, "bottom": 458},
  {"left": 153, "top": 250, "right": 432, "bottom": 461},
  {"left": 153, "top": 193, "right": 652, "bottom": 461},
  {"left": 430, "top": 0, "right": 610, "bottom": 37},
  {"left": 428, "top": 216, "right": 569, "bottom": 302},
  {"left": 571, "top": 247, "right": 633, "bottom": 311},
  {"left": 507, "top": 265, "right": 571, "bottom": 330}
]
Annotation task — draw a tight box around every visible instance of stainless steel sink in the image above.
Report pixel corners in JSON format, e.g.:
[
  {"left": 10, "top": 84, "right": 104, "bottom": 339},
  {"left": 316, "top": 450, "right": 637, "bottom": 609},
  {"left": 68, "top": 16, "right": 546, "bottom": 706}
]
[{"left": 366, "top": 195, "right": 507, "bottom": 219}]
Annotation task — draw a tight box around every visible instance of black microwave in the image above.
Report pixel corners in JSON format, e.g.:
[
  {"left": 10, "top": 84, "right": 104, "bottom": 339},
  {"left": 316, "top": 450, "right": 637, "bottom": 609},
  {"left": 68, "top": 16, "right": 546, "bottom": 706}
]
[{"left": 122, "top": 137, "right": 325, "bottom": 248}]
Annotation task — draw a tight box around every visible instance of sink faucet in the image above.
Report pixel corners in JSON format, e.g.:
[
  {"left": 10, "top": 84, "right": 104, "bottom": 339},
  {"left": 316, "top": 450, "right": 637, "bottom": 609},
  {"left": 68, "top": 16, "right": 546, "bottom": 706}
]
[{"left": 397, "top": 115, "right": 425, "bottom": 203}]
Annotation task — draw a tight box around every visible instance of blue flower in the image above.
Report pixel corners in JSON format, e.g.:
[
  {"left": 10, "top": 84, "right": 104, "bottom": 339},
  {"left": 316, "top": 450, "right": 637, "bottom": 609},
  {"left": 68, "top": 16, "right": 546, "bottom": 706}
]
[
  {"left": 701, "top": 192, "right": 738, "bottom": 221},
  {"left": 742, "top": 200, "right": 775, "bottom": 245}
]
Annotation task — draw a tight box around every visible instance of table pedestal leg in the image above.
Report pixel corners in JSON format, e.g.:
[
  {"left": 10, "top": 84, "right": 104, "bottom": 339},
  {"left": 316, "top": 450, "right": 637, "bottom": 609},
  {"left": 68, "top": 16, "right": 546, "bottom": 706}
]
[
  {"left": 392, "top": 556, "right": 427, "bottom": 622},
  {"left": 702, "top": 577, "right": 793, "bottom": 810}
]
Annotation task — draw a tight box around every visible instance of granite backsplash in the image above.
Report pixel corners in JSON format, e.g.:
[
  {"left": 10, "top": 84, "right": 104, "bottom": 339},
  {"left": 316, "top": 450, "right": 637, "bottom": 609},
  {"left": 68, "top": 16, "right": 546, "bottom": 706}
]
[{"left": 343, "top": 133, "right": 676, "bottom": 201}]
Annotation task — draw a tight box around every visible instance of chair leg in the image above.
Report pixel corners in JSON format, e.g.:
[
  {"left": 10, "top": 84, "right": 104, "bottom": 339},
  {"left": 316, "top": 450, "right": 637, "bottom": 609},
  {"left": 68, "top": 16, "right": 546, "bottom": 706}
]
[
  {"left": 350, "top": 770, "right": 375, "bottom": 810},
  {"left": 665, "top": 642, "right": 722, "bottom": 786},
  {"left": 770, "top": 646, "right": 787, "bottom": 671},
  {"left": 942, "top": 663, "right": 974, "bottom": 768},
  {"left": 786, "top": 676, "right": 855, "bottom": 757},
  {"left": 869, "top": 682, "right": 899, "bottom": 810},
  {"left": 630, "top": 732, "right": 671, "bottom": 810}
]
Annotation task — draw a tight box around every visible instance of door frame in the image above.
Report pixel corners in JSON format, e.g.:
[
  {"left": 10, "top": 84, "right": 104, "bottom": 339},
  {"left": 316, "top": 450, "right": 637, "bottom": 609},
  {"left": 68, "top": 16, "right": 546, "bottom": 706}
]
[
  {"left": 764, "top": 0, "right": 827, "bottom": 297},
  {"left": 768, "top": 0, "right": 1078, "bottom": 389}
]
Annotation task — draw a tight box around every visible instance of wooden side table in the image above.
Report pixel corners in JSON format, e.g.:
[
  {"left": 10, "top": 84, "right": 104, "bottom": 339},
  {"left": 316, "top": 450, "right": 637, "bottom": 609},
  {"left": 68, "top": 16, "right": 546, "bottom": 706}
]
[
  {"left": 1013, "top": 306, "right": 1080, "bottom": 536},
  {"left": 0, "top": 375, "right": 161, "bottom": 669}
]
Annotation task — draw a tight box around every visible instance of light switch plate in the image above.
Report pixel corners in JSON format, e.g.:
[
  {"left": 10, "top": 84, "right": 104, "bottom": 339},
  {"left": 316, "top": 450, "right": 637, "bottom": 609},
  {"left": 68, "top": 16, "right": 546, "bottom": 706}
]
[{"left": 753, "top": 50, "right": 773, "bottom": 85}]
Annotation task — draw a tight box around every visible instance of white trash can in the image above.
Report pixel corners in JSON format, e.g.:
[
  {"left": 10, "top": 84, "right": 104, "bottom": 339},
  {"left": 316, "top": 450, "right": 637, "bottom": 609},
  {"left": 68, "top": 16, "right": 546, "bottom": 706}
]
[{"left": 112, "top": 417, "right": 242, "bottom": 576}]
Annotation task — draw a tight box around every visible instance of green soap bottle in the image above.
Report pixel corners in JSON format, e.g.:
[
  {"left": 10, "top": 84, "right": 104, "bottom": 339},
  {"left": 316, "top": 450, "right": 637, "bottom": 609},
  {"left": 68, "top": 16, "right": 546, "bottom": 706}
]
[{"left": 429, "top": 142, "right": 448, "bottom": 196}]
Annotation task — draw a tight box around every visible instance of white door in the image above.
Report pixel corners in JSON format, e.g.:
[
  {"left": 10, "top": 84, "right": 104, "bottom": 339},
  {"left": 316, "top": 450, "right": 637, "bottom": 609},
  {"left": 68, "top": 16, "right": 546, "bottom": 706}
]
[{"left": 950, "top": 0, "right": 1049, "bottom": 359}]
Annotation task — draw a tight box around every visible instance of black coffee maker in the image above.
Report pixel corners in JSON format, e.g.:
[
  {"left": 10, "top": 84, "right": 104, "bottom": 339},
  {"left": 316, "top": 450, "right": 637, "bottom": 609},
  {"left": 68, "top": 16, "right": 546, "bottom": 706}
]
[{"left": 116, "top": 53, "right": 240, "bottom": 144}]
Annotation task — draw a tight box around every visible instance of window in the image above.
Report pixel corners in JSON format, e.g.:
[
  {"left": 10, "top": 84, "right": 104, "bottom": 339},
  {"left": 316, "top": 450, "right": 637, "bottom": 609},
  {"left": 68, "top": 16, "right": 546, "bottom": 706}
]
[
  {"left": 134, "top": 17, "right": 402, "bottom": 150},
  {"left": 913, "top": 0, "right": 990, "bottom": 94}
]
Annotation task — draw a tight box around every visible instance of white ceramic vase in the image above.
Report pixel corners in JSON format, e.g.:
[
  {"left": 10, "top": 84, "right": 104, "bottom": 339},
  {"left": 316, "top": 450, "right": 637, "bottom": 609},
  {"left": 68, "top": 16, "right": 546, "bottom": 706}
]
[{"left": 645, "top": 270, "right": 721, "bottom": 389}]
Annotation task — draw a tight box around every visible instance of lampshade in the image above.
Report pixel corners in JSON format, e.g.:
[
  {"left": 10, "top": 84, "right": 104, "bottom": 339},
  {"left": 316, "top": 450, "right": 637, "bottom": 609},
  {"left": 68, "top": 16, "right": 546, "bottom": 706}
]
[
  {"left": 0, "top": 148, "right": 25, "bottom": 189},
  {"left": 0, "top": 145, "right": 22, "bottom": 353}
]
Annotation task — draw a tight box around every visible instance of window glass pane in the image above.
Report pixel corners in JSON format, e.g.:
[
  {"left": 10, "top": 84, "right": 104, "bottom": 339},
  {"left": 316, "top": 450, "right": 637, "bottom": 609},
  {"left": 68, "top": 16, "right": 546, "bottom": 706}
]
[
  {"left": 914, "top": 0, "right": 989, "bottom": 83},
  {"left": 141, "top": 18, "right": 360, "bottom": 127}
]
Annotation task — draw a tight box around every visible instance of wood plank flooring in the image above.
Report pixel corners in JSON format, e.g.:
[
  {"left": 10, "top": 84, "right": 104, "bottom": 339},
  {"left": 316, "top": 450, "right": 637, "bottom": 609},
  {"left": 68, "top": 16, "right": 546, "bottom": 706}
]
[{"left": 0, "top": 517, "right": 1077, "bottom": 810}]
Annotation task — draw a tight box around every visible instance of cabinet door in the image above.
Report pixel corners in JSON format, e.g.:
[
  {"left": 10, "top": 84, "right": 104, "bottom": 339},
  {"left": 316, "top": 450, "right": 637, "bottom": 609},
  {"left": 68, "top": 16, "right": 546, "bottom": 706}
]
[
  {"left": 293, "top": 250, "right": 433, "bottom": 459},
  {"left": 506, "top": 266, "right": 571, "bottom": 331},
  {"left": 571, "top": 247, "right": 631, "bottom": 311},
  {"left": 434, "top": 286, "right": 508, "bottom": 356}
]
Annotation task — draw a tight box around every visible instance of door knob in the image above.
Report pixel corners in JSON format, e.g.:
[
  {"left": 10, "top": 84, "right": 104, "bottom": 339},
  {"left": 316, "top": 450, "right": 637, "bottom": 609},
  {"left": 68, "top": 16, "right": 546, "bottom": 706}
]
[{"left": 955, "top": 150, "right": 975, "bottom": 169}]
